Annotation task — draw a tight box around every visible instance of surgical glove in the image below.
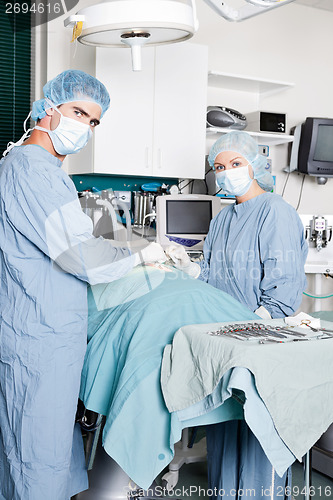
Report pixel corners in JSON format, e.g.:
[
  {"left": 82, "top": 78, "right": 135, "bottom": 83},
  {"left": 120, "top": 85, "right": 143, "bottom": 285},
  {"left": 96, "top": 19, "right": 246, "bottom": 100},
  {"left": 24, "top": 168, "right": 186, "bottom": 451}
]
[
  {"left": 134, "top": 242, "right": 167, "bottom": 266},
  {"left": 165, "top": 245, "right": 201, "bottom": 279},
  {"left": 254, "top": 305, "right": 272, "bottom": 319}
]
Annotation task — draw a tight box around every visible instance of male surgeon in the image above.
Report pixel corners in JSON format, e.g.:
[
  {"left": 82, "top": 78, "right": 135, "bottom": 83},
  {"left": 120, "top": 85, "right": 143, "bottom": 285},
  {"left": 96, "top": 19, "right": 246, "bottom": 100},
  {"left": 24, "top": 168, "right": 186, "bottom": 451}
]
[{"left": 0, "top": 70, "right": 165, "bottom": 500}]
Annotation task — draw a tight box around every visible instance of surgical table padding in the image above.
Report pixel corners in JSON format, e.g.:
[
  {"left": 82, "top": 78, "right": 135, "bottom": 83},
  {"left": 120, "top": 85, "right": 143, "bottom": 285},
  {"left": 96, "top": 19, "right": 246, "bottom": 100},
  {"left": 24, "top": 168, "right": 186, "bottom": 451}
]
[
  {"left": 161, "top": 320, "right": 333, "bottom": 469},
  {"left": 80, "top": 265, "right": 257, "bottom": 488}
]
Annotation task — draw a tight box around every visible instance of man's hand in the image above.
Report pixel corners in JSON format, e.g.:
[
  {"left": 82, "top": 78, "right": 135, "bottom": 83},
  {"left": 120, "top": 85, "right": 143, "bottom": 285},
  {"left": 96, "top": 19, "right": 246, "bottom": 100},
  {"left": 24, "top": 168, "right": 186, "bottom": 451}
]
[{"left": 134, "top": 242, "right": 167, "bottom": 265}]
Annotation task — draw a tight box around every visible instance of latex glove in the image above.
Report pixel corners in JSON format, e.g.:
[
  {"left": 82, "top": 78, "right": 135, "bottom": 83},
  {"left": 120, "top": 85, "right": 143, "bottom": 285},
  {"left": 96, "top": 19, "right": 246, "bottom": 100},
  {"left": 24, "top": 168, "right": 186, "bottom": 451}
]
[
  {"left": 133, "top": 242, "right": 167, "bottom": 266},
  {"left": 254, "top": 305, "right": 272, "bottom": 319},
  {"left": 165, "top": 244, "right": 201, "bottom": 279},
  {"left": 165, "top": 244, "right": 190, "bottom": 267}
]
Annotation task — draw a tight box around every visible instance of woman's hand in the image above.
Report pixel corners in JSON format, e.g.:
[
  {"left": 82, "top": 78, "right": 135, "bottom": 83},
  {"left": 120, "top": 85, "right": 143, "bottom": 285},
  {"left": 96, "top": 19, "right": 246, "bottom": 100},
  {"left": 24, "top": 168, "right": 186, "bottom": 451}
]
[{"left": 165, "top": 244, "right": 201, "bottom": 279}]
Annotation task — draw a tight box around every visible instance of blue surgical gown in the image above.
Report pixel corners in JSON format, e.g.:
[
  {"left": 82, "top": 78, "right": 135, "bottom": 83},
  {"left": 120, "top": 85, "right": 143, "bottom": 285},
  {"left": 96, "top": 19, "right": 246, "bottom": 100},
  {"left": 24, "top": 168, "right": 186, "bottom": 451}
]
[
  {"left": 0, "top": 145, "right": 135, "bottom": 500},
  {"left": 199, "top": 192, "right": 308, "bottom": 318},
  {"left": 199, "top": 192, "right": 307, "bottom": 499}
]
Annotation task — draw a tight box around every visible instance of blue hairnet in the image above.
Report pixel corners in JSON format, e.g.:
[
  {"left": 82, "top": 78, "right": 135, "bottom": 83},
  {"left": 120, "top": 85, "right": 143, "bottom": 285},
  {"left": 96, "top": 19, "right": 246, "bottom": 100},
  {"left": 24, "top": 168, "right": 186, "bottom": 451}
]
[
  {"left": 31, "top": 70, "right": 110, "bottom": 121},
  {"left": 208, "top": 131, "right": 274, "bottom": 192}
]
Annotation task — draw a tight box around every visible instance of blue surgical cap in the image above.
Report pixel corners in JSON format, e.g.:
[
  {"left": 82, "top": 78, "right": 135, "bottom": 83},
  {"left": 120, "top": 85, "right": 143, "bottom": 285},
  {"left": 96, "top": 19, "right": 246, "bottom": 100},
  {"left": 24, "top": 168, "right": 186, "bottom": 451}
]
[
  {"left": 208, "top": 131, "right": 274, "bottom": 192},
  {"left": 31, "top": 70, "right": 110, "bottom": 121}
]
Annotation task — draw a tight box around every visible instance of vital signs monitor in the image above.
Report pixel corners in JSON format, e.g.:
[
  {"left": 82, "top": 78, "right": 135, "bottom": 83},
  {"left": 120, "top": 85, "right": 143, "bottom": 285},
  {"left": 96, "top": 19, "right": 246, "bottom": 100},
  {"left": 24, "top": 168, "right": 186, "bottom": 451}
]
[{"left": 156, "top": 194, "right": 222, "bottom": 251}]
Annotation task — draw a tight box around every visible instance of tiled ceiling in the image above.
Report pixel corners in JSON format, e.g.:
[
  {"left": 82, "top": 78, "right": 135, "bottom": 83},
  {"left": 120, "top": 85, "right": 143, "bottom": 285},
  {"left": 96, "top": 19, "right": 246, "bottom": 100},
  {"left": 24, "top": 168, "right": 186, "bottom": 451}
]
[{"left": 296, "top": 0, "right": 333, "bottom": 12}]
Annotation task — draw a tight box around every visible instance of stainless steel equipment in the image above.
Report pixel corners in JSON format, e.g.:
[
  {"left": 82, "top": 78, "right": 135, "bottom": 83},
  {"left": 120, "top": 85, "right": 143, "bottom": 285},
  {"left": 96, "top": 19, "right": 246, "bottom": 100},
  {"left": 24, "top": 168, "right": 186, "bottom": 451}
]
[
  {"left": 305, "top": 216, "right": 332, "bottom": 252},
  {"left": 133, "top": 191, "right": 156, "bottom": 228},
  {"left": 79, "top": 190, "right": 132, "bottom": 241}
]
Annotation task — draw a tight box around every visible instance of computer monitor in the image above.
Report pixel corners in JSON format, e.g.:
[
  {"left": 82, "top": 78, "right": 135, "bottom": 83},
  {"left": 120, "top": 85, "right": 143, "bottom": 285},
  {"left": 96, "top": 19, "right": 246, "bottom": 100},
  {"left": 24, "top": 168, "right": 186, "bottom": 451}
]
[
  {"left": 292, "top": 117, "right": 333, "bottom": 178},
  {"left": 156, "top": 194, "right": 222, "bottom": 251}
]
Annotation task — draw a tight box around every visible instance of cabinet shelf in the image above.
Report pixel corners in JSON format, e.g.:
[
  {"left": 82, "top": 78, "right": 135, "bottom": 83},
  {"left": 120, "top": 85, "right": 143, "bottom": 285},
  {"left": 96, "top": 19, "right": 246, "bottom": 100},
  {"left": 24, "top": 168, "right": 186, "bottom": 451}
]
[
  {"left": 208, "top": 71, "right": 294, "bottom": 98},
  {"left": 206, "top": 127, "right": 294, "bottom": 146}
]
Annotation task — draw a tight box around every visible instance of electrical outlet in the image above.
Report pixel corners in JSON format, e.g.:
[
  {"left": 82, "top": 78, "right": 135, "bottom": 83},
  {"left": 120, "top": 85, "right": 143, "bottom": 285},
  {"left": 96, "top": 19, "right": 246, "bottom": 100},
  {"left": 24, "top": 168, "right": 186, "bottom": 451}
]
[{"left": 258, "top": 145, "right": 269, "bottom": 157}]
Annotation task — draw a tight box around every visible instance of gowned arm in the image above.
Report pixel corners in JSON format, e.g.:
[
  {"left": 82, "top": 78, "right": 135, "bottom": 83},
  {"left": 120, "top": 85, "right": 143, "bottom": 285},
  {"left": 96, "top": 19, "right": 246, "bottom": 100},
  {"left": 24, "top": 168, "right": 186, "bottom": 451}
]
[
  {"left": 44, "top": 199, "right": 136, "bottom": 284},
  {"left": 258, "top": 207, "right": 308, "bottom": 318},
  {"left": 8, "top": 166, "right": 135, "bottom": 285}
]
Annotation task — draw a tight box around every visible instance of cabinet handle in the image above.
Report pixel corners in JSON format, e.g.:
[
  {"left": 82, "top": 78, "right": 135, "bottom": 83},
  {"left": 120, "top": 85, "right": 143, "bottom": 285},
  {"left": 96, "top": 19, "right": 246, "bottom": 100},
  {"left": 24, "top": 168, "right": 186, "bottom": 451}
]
[
  {"left": 157, "top": 148, "right": 162, "bottom": 169},
  {"left": 145, "top": 147, "right": 150, "bottom": 169}
]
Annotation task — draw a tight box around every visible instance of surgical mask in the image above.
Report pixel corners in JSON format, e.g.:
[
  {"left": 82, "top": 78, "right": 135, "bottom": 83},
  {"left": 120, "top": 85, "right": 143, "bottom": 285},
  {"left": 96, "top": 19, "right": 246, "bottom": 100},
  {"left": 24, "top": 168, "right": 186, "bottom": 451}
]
[
  {"left": 215, "top": 165, "right": 253, "bottom": 196},
  {"left": 35, "top": 100, "right": 92, "bottom": 155}
]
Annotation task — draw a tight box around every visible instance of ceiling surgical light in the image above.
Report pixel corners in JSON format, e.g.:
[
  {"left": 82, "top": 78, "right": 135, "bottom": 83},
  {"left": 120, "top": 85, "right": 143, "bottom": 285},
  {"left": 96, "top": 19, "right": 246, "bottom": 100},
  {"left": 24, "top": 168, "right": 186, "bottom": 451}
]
[
  {"left": 64, "top": 0, "right": 199, "bottom": 71},
  {"left": 64, "top": 0, "right": 295, "bottom": 71}
]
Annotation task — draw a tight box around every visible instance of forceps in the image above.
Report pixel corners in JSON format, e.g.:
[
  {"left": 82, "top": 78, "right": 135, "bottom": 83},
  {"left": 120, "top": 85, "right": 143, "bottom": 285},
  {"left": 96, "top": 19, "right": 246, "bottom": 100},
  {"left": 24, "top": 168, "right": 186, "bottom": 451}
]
[
  {"left": 255, "top": 323, "right": 306, "bottom": 338},
  {"left": 299, "top": 319, "right": 333, "bottom": 336}
]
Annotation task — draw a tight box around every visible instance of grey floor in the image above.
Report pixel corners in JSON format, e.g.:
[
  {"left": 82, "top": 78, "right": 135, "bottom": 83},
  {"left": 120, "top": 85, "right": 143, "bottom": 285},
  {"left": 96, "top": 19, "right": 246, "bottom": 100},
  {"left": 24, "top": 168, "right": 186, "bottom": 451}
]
[
  {"left": 156, "top": 458, "right": 333, "bottom": 500},
  {"left": 73, "top": 435, "right": 333, "bottom": 500}
]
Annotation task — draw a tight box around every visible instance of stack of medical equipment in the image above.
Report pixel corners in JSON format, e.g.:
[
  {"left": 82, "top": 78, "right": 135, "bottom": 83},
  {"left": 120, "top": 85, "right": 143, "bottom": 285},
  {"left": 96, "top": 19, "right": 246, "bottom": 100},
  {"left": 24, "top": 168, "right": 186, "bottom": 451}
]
[{"left": 79, "top": 189, "right": 132, "bottom": 241}]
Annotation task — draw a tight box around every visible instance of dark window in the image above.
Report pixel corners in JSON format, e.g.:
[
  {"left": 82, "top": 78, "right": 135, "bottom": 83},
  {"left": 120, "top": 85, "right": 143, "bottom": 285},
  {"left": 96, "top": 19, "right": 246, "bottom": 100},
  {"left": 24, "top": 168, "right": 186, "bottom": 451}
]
[{"left": 0, "top": 3, "right": 32, "bottom": 155}]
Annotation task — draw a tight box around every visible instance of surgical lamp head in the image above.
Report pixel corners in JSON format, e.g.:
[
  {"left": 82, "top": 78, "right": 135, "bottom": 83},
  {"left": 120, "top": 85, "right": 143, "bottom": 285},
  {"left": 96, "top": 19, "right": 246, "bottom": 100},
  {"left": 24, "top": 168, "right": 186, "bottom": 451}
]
[
  {"left": 31, "top": 70, "right": 110, "bottom": 121},
  {"left": 208, "top": 131, "right": 274, "bottom": 192}
]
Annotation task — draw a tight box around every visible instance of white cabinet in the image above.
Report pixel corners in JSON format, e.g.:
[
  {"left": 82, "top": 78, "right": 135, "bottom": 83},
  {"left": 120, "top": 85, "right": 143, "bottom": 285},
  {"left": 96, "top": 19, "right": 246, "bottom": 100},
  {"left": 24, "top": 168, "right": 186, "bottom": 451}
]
[
  {"left": 72, "top": 43, "right": 208, "bottom": 179},
  {"left": 152, "top": 44, "right": 208, "bottom": 179}
]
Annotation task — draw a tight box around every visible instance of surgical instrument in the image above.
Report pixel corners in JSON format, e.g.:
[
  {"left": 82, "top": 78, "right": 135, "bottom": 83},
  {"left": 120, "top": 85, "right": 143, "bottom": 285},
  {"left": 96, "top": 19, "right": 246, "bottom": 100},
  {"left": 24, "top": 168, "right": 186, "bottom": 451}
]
[{"left": 298, "top": 319, "right": 333, "bottom": 335}]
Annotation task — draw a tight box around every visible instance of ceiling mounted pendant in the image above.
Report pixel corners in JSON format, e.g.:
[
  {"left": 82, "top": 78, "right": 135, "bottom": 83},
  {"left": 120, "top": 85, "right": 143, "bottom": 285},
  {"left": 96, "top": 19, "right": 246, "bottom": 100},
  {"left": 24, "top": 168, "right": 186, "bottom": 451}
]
[
  {"left": 65, "top": 0, "right": 199, "bottom": 71},
  {"left": 203, "top": 0, "right": 296, "bottom": 22}
]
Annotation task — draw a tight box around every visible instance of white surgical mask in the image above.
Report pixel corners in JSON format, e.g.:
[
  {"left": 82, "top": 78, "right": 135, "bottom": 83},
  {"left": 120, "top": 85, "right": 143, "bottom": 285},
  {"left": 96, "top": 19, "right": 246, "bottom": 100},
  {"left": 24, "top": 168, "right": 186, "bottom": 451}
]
[
  {"left": 35, "top": 100, "right": 92, "bottom": 155},
  {"left": 215, "top": 165, "right": 253, "bottom": 197}
]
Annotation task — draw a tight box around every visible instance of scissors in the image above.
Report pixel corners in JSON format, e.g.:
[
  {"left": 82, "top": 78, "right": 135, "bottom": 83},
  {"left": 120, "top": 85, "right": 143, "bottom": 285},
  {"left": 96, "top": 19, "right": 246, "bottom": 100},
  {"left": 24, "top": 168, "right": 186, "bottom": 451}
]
[
  {"left": 299, "top": 319, "right": 333, "bottom": 335},
  {"left": 299, "top": 319, "right": 315, "bottom": 330}
]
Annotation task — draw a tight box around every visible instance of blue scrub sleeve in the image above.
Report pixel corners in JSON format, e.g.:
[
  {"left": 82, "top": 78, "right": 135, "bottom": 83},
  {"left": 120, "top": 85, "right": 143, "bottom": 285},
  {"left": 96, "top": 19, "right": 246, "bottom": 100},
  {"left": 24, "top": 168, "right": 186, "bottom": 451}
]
[
  {"left": 4, "top": 155, "right": 135, "bottom": 284},
  {"left": 257, "top": 205, "right": 308, "bottom": 318},
  {"left": 198, "top": 219, "right": 214, "bottom": 282}
]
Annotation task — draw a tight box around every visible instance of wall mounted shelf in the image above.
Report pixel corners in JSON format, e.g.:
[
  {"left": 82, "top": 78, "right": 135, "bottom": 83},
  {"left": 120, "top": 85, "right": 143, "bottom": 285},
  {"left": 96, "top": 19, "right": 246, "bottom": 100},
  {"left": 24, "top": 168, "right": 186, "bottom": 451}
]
[
  {"left": 208, "top": 71, "right": 295, "bottom": 98},
  {"left": 206, "top": 127, "right": 294, "bottom": 146}
]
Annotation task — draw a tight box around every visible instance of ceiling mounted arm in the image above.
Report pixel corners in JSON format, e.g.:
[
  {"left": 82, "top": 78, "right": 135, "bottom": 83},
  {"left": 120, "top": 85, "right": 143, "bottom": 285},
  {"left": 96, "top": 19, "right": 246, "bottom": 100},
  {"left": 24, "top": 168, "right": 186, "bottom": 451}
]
[{"left": 203, "top": 0, "right": 295, "bottom": 22}]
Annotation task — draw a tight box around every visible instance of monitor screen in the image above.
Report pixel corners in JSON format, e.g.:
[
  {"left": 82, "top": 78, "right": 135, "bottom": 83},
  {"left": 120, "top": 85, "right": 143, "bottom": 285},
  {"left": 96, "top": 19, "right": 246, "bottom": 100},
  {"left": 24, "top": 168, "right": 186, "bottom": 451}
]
[
  {"left": 313, "top": 125, "right": 333, "bottom": 162},
  {"left": 156, "top": 194, "right": 222, "bottom": 250},
  {"left": 294, "top": 117, "right": 333, "bottom": 177},
  {"left": 166, "top": 200, "right": 212, "bottom": 235}
]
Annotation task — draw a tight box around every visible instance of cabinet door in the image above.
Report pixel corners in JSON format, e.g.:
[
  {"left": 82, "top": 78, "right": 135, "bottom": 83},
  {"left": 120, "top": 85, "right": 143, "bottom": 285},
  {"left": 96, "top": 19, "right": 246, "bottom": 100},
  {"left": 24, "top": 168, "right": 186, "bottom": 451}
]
[
  {"left": 153, "top": 43, "right": 208, "bottom": 179},
  {"left": 94, "top": 47, "right": 155, "bottom": 175}
]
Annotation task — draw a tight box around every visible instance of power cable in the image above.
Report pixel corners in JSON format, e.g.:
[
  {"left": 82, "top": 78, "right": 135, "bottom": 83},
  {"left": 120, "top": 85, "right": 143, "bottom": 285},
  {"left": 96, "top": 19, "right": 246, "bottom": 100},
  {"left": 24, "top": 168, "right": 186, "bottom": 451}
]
[
  {"left": 177, "top": 179, "right": 194, "bottom": 193},
  {"left": 281, "top": 171, "right": 290, "bottom": 198},
  {"left": 295, "top": 175, "right": 306, "bottom": 211},
  {"left": 303, "top": 291, "right": 333, "bottom": 299}
]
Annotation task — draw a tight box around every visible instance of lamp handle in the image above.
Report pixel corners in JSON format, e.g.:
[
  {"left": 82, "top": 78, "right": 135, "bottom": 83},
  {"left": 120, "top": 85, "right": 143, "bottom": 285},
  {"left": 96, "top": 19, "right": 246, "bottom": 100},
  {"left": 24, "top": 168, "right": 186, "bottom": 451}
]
[{"left": 64, "top": 15, "right": 85, "bottom": 28}]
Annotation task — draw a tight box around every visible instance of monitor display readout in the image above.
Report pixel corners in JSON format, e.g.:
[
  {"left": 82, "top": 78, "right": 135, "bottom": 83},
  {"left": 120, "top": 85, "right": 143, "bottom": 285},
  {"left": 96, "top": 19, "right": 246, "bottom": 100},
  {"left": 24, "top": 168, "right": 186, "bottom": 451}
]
[
  {"left": 314, "top": 125, "right": 333, "bottom": 162},
  {"left": 166, "top": 200, "right": 212, "bottom": 235}
]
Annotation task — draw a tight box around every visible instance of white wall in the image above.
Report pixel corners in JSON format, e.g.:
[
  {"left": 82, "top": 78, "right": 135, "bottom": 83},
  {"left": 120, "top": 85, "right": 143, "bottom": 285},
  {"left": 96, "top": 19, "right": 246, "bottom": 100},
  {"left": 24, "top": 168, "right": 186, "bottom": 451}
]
[{"left": 42, "top": 1, "right": 333, "bottom": 312}]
